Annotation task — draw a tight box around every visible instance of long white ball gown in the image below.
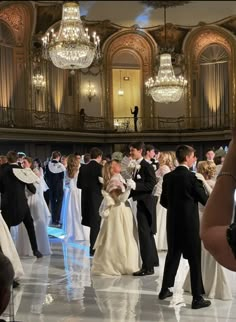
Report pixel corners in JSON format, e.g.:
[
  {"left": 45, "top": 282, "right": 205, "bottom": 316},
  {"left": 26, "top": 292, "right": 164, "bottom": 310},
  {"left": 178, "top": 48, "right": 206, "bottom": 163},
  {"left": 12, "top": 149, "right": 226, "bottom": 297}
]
[
  {"left": 0, "top": 211, "right": 24, "bottom": 280},
  {"left": 92, "top": 174, "right": 140, "bottom": 276},
  {"left": 153, "top": 165, "right": 171, "bottom": 251},
  {"left": 183, "top": 175, "right": 232, "bottom": 300},
  {"left": 14, "top": 172, "right": 52, "bottom": 256},
  {"left": 61, "top": 170, "right": 90, "bottom": 241}
]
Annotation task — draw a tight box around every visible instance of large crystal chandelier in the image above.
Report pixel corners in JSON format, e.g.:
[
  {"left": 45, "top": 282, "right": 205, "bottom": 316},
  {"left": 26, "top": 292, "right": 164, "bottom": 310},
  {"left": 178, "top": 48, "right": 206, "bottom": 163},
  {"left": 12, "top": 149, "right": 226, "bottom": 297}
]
[
  {"left": 145, "top": 6, "right": 187, "bottom": 103},
  {"left": 41, "top": 1, "right": 100, "bottom": 71}
]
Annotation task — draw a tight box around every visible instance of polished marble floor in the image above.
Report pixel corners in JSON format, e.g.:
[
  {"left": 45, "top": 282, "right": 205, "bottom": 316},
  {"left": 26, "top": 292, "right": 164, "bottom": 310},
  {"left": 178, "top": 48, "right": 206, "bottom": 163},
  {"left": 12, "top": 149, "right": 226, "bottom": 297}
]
[{"left": 2, "top": 236, "right": 236, "bottom": 322}]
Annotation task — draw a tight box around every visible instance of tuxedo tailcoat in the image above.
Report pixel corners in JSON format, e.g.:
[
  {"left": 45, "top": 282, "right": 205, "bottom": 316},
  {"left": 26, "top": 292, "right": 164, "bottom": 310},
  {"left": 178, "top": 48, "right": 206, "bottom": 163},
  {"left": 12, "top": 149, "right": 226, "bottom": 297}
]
[
  {"left": 45, "top": 160, "right": 64, "bottom": 224},
  {"left": 160, "top": 165, "right": 208, "bottom": 297},
  {"left": 130, "top": 159, "right": 159, "bottom": 270},
  {"left": 77, "top": 160, "right": 103, "bottom": 254},
  {"left": 0, "top": 163, "right": 39, "bottom": 252},
  {"left": 0, "top": 164, "right": 36, "bottom": 227}
]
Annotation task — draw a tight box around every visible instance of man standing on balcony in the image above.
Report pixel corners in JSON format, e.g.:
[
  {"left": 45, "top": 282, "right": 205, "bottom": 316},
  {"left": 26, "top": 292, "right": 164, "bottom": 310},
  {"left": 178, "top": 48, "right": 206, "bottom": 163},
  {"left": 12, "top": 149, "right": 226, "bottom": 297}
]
[
  {"left": 130, "top": 106, "right": 139, "bottom": 132},
  {"left": 45, "top": 151, "right": 65, "bottom": 226}
]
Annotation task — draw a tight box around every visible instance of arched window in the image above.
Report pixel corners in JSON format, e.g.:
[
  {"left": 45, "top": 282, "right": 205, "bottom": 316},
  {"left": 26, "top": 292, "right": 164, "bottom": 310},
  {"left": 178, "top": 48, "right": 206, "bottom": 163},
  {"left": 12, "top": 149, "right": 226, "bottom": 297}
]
[{"left": 199, "top": 44, "right": 229, "bottom": 129}]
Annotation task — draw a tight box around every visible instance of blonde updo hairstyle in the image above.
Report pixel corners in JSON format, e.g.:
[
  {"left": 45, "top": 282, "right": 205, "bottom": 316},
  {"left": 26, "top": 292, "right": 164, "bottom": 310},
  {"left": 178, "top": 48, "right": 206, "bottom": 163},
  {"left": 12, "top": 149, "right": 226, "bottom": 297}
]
[
  {"left": 197, "top": 160, "right": 216, "bottom": 180},
  {"left": 158, "top": 152, "right": 174, "bottom": 170}
]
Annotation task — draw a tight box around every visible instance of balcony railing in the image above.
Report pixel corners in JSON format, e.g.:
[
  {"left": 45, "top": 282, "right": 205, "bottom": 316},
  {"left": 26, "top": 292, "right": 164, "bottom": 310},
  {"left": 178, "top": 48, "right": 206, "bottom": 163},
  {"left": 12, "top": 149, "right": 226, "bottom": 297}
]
[{"left": 0, "top": 107, "right": 232, "bottom": 132}]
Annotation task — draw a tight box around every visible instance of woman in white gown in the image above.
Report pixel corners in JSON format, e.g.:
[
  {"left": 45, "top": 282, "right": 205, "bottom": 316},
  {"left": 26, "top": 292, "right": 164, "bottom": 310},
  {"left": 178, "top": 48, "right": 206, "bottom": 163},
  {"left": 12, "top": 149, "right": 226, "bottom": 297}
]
[
  {"left": 14, "top": 157, "right": 52, "bottom": 256},
  {"left": 61, "top": 154, "right": 90, "bottom": 241},
  {"left": 0, "top": 211, "right": 24, "bottom": 281},
  {"left": 183, "top": 160, "right": 232, "bottom": 300},
  {"left": 153, "top": 152, "right": 173, "bottom": 251},
  {"left": 92, "top": 160, "right": 140, "bottom": 276}
]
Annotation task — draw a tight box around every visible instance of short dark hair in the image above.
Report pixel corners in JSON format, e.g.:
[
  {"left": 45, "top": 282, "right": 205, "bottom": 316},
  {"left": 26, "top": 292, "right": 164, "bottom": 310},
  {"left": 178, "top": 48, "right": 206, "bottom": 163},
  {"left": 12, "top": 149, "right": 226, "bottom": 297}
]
[
  {"left": 145, "top": 144, "right": 155, "bottom": 153},
  {"left": 176, "top": 145, "right": 195, "bottom": 164},
  {"left": 84, "top": 153, "right": 91, "bottom": 164},
  {"left": 51, "top": 151, "right": 61, "bottom": 160},
  {"left": 33, "top": 158, "right": 42, "bottom": 168},
  {"left": 90, "top": 147, "right": 103, "bottom": 159},
  {"left": 6, "top": 151, "right": 18, "bottom": 163},
  {"left": 129, "top": 142, "right": 146, "bottom": 156}
]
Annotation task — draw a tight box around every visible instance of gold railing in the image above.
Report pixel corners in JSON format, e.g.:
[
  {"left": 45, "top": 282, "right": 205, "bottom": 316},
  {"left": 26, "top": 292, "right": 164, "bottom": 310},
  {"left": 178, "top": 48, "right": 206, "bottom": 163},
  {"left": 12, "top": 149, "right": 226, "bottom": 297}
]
[{"left": 0, "top": 107, "right": 232, "bottom": 132}]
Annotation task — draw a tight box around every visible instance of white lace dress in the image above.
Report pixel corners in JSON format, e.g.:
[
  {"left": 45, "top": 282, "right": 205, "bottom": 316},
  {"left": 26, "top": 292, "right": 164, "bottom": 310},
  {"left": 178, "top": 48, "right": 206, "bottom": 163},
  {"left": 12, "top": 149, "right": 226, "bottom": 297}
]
[
  {"left": 153, "top": 165, "right": 171, "bottom": 251},
  {"left": 183, "top": 175, "right": 232, "bottom": 300},
  {"left": 92, "top": 174, "right": 140, "bottom": 276},
  {"left": 61, "top": 171, "right": 90, "bottom": 241},
  {"left": 13, "top": 172, "right": 52, "bottom": 256}
]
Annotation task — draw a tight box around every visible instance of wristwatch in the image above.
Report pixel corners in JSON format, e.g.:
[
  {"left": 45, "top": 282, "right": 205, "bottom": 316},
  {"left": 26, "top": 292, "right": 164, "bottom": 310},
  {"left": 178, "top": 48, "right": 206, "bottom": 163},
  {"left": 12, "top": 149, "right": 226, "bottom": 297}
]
[{"left": 226, "top": 223, "right": 236, "bottom": 258}]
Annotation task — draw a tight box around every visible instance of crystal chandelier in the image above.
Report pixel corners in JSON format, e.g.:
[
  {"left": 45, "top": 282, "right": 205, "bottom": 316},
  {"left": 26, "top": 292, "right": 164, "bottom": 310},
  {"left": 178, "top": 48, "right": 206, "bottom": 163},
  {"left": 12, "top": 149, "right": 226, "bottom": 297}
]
[
  {"left": 32, "top": 73, "right": 46, "bottom": 90},
  {"left": 41, "top": 2, "right": 100, "bottom": 71},
  {"left": 145, "top": 6, "right": 187, "bottom": 103}
]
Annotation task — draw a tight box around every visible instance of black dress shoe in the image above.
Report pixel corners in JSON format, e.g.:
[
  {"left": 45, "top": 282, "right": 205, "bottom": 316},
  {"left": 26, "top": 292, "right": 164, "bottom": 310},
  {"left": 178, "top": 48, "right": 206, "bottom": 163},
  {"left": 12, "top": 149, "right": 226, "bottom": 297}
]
[
  {"left": 13, "top": 280, "right": 20, "bottom": 289},
  {"left": 158, "top": 288, "right": 173, "bottom": 300},
  {"left": 133, "top": 268, "right": 154, "bottom": 276},
  {"left": 33, "top": 250, "right": 43, "bottom": 258},
  {"left": 192, "top": 296, "right": 211, "bottom": 309}
]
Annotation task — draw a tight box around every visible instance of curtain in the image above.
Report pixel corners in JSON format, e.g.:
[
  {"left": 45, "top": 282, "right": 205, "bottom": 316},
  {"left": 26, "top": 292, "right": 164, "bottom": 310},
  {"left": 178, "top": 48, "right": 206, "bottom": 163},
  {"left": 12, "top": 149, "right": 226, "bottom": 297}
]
[
  {"left": 0, "top": 45, "right": 14, "bottom": 108},
  {"left": 48, "top": 63, "right": 67, "bottom": 113},
  {"left": 200, "top": 45, "right": 229, "bottom": 128}
]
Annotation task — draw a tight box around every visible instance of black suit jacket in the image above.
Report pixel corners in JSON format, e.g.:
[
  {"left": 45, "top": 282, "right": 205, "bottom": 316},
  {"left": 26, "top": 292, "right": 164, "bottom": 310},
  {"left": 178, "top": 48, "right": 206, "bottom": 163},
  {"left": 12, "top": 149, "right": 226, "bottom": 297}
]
[
  {"left": 160, "top": 166, "right": 208, "bottom": 259},
  {"left": 130, "top": 159, "right": 157, "bottom": 234},
  {"left": 77, "top": 160, "right": 103, "bottom": 228},
  {"left": 44, "top": 160, "right": 64, "bottom": 192},
  {"left": 0, "top": 164, "right": 36, "bottom": 226}
]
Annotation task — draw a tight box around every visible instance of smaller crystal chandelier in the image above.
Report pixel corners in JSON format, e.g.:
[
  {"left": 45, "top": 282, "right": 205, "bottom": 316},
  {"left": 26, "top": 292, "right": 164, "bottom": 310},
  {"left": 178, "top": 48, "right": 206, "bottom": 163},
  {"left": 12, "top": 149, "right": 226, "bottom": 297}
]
[
  {"left": 41, "top": 1, "right": 100, "bottom": 71},
  {"left": 32, "top": 73, "right": 46, "bottom": 91},
  {"left": 86, "top": 80, "right": 96, "bottom": 101},
  {"left": 118, "top": 70, "right": 124, "bottom": 96},
  {"left": 145, "top": 6, "right": 187, "bottom": 103}
]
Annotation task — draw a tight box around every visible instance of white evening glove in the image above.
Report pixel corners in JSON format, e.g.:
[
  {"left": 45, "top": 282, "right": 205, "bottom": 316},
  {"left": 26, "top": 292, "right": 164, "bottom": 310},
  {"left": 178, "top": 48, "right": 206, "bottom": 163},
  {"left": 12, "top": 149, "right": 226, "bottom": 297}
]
[{"left": 126, "top": 179, "right": 136, "bottom": 190}]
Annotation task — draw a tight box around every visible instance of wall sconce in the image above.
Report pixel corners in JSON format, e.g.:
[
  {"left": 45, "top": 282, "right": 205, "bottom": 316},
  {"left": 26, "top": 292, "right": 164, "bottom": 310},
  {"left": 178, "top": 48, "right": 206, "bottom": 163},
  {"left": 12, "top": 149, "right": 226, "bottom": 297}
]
[
  {"left": 118, "top": 70, "right": 124, "bottom": 96},
  {"left": 86, "top": 80, "right": 96, "bottom": 101},
  {"left": 32, "top": 72, "right": 46, "bottom": 91}
]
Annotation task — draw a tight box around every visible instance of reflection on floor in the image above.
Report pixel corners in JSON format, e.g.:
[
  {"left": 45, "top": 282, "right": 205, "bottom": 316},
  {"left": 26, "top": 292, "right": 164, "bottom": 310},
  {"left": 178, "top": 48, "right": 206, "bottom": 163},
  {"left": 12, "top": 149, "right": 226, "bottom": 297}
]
[{"left": 3, "top": 237, "right": 236, "bottom": 322}]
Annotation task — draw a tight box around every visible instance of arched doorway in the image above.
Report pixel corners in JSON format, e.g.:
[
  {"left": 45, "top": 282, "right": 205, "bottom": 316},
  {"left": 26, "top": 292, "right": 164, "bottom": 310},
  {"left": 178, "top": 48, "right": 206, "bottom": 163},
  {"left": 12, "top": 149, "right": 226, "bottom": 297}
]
[{"left": 112, "top": 50, "right": 141, "bottom": 131}]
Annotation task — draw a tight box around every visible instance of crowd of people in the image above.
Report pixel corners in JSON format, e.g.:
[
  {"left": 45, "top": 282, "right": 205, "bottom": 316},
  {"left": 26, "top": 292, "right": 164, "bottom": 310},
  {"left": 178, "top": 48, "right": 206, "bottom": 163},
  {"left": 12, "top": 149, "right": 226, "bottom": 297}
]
[{"left": 0, "top": 138, "right": 235, "bottom": 317}]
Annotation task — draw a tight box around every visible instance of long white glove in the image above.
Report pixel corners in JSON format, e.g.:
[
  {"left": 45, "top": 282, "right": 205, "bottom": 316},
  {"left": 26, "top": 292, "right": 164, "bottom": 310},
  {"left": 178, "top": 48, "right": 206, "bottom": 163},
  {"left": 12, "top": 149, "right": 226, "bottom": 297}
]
[{"left": 126, "top": 178, "right": 136, "bottom": 190}]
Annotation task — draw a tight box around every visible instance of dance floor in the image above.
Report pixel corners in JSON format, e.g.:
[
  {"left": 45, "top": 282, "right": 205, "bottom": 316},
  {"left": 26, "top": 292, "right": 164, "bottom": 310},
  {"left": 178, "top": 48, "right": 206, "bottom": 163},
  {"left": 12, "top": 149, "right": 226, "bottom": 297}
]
[{"left": 2, "top": 230, "right": 236, "bottom": 322}]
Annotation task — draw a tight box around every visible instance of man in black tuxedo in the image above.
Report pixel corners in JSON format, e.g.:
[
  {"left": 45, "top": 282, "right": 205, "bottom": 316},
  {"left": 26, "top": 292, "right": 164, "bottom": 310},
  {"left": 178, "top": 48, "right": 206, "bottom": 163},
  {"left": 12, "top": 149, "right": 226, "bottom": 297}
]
[
  {"left": 45, "top": 151, "right": 65, "bottom": 226},
  {"left": 0, "top": 151, "right": 42, "bottom": 259},
  {"left": 159, "top": 145, "right": 211, "bottom": 309},
  {"left": 128, "top": 142, "right": 159, "bottom": 276},
  {"left": 77, "top": 147, "right": 103, "bottom": 256}
]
